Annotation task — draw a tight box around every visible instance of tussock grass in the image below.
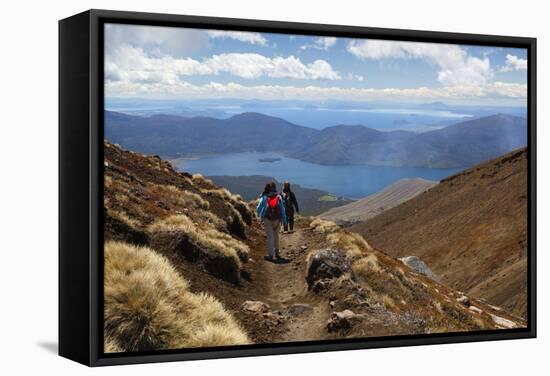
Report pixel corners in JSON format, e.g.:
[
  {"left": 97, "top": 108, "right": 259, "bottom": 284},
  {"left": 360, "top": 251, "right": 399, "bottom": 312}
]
[
  {"left": 382, "top": 295, "right": 396, "bottom": 310},
  {"left": 149, "top": 214, "right": 248, "bottom": 266},
  {"left": 147, "top": 183, "right": 210, "bottom": 210},
  {"left": 192, "top": 173, "right": 214, "bottom": 186},
  {"left": 104, "top": 241, "right": 249, "bottom": 353},
  {"left": 201, "top": 187, "right": 254, "bottom": 229},
  {"left": 352, "top": 253, "right": 383, "bottom": 275},
  {"left": 309, "top": 218, "right": 340, "bottom": 234},
  {"left": 107, "top": 208, "right": 142, "bottom": 229},
  {"left": 327, "top": 231, "right": 372, "bottom": 260},
  {"left": 104, "top": 336, "right": 122, "bottom": 353},
  {"left": 227, "top": 206, "right": 248, "bottom": 238},
  {"left": 204, "top": 229, "right": 250, "bottom": 262},
  {"left": 201, "top": 210, "right": 226, "bottom": 230}
]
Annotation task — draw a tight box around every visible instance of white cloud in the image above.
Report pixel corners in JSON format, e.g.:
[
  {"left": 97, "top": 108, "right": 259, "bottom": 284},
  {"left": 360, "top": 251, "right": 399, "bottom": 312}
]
[
  {"left": 315, "top": 37, "right": 337, "bottom": 50},
  {"left": 207, "top": 30, "right": 268, "bottom": 46},
  {"left": 347, "top": 40, "right": 493, "bottom": 87},
  {"left": 346, "top": 73, "right": 365, "bottom": 81},
  {"left": 105, "top": 44, "right": 341, "bottom": 82},
  {"left": 500, "top": 54, "right": 527, "bottom": 72},
  {"left": 106, "top": 77, "right": 526, "bottom": 103},
  {"left": 300, "top": 37, "right": 337, "bottom": 51},
  {"left": 105, "top": 24, "right": 209, "bottom": 57}
]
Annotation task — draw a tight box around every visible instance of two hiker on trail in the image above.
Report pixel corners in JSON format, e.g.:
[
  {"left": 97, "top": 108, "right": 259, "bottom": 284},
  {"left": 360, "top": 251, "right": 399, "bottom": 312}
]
[{"left": 256, "top": 181, "right": 300, "bottom": 261}]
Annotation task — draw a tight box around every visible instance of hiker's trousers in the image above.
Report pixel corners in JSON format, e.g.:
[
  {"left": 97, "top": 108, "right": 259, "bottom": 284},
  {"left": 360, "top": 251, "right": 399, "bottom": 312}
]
[
  {"left": 283, "top": 209, "right": 295, "bottom": 232},
  {"left": 264, "top": 218, "right": 281, "bottom": 257}
]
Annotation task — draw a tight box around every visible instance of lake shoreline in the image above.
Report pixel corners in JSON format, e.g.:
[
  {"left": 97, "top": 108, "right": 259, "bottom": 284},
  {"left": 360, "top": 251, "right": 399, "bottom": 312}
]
[{"left": 173, "top": 152, "right": 463, "bottom": 199}]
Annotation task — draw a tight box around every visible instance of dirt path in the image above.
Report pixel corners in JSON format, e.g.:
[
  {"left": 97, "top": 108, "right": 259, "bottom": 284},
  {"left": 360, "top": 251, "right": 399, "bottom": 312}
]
[{"left": 253, "top": 219, "right": 330, "bottom": 343}]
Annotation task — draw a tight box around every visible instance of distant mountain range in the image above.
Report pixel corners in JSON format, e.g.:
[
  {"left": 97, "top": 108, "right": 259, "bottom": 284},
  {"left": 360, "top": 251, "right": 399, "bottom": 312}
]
[
  {"left": 320, "top": 178, "right": 438, "bottom": 226},
  {"left": 105, "top": 111, "right": 527, "bottom": 168}
]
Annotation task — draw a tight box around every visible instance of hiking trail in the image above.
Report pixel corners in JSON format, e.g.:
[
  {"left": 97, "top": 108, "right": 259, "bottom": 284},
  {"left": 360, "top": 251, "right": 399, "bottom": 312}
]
[{"left": 250, "top": 219, "right": 331, "bottom": 343}]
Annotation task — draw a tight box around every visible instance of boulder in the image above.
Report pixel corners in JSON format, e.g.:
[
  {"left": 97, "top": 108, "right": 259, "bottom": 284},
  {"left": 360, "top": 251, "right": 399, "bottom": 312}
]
[
  {"left": 327, "top": 310, "right": 363, "bottom": 332},
  {"left": 306, "top": 249, "right": 353, "bottom": 289},
  {"left": 399, "top": 256, "right": 438, "bottom": 280},
  {"left": 312, "top": 278, "right": 333, "bottom": 293}
]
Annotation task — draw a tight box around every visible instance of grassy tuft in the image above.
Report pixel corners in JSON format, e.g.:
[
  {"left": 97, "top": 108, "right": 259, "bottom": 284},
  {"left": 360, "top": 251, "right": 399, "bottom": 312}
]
[
  {"left": 327, "top": 231, "right": 372, "bottom": 260},
  {"left": 309, "top": 218, "right": 340, "bottom": 234},
  {"left": 104, "top": 241, "right": 249, "bottom": 353},
  {"left": 148, "top": 214, "right": 248, "bottom": 267}
]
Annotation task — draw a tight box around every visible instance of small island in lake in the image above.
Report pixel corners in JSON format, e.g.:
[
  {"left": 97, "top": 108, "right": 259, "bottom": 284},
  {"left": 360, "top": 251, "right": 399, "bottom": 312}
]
[{"left": 259, "top": 157, "right": 281, "bottom": 163}]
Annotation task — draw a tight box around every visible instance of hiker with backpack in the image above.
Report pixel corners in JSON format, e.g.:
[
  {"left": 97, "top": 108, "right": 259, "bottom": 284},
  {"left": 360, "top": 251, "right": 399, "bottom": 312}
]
[
  {"left": 281, "top": 181, "right": 300, "bottom": 233},
  {"left": 256, "top": 182, "right": 287, "bottom": 262}
]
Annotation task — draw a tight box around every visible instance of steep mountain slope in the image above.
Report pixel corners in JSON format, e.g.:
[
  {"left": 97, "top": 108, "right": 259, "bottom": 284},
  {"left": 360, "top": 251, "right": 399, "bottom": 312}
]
[
  {"left": 208, "top": 175, "right": 353, "bottom": 215},
  {"left": 102, "top": 141, "right": 525, "bottom": 353},
  {"left": 321, "top": 178, "right": 437, "bottom": 225},
  {"left": 105, "top": 111, "right": 527, "bottom": 168},
  {"left": 351, "top": 148, "right": 528, "bottom": 318}
]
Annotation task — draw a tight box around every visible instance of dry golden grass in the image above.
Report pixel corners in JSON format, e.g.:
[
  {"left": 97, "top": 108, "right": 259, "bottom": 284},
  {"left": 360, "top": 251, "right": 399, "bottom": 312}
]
[
  {"left": 327, "top": 231, "right": 372, "bottom": 260},
  {"left": 201, "top": 210, "right": 227, "bottom": 230},
  {"left": 204, "top": 228, "right": 250, "bottom": 261},
  {"left": 104, "top": 336, "right": 122, "bottom": 353},
  {"left": 352, "top": 253, "right": 383, "bottom": 274},
  {"left": 148, "top": 214, "right": 247, "bottom": 266},
  {"left": 107, "top": 208, "right": 142, "bottom": 229},
  {"left": 104, "top": 241, "right": 249, "bottom": 353},
  {"left": 309, "top": 218, "right": 340, "bottom": 234},
  {"left": 147, "top": 183, "right": 210, "bottom": 210},
  {"left": 192, "top": 173, "right": 214, "bottom": 186}
]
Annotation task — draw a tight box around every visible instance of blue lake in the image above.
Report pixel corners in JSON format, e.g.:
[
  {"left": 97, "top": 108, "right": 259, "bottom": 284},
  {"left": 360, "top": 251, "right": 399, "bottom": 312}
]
[{"left": 176, "top": 152, "right": 462, "bottom": 199}]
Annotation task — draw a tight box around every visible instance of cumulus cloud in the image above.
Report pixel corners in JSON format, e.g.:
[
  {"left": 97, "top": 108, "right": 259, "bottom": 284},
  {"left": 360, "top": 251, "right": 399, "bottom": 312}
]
[
  {"left": 300, "top": 37, "right": 337, "bottom": 51},
  {"left": 207, "top": 30, "right": 268, "bottom": 46},
  {"left": 347, "top": 39, "right": 493, "bottom": 87},
  {"left": 105, "top": 44, "right": 341, "bottom": 82},
  {"left": 500, "top": 54, "right": 528, "bottom": 72}
]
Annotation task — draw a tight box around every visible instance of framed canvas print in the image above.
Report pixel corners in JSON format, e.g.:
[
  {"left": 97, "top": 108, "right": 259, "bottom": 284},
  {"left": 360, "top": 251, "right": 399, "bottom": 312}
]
[{"left": 59, "top": 9, "right": 536, "bottom": 366}]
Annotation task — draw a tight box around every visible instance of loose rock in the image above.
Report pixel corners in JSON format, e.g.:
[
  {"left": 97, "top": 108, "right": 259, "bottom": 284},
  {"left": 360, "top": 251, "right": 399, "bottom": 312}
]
[
  {"left": 306, "top": 249, "right": 353, "bottom": 289},
  {"left": 327, "top": 310, "right": 363, "bottom": 332},
  {"left": 457, "top": 295, "right": 471, "bottom": 307},
  {"left": 242, "top": 300, "right": 270, "bottom": 314}
]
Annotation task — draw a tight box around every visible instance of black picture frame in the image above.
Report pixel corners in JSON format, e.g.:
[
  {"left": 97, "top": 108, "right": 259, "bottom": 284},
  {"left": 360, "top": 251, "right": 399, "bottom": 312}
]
[{"left": 59, "top": 9, "right": 537, "bottom": 367}]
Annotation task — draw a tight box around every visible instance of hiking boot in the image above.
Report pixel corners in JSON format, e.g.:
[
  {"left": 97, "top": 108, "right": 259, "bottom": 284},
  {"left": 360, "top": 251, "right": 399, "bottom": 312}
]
[
  {"left": 264, "top": 255, "right": 274, "bottom": 262},
  {"left": 275, "top": 249, "right": 281, "bottom": 258}
]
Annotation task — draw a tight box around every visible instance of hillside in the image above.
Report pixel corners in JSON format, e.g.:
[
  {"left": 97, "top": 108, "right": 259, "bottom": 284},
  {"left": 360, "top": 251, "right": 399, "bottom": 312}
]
[
  {"left": 104, "top": 111, "right": 318, "bottom": 157},
  {"left": 106, "top": 111, "right": 527, "bottom": 168},
  {"left": 208, "top": 175, "right": 353, "bottom": 215},
  {"left": 351, "top": 148, "right": 528, "bottom": 318},
  {"left": 320, "top": 178, "right": 438, "bottom": 226},
  {"left": 102, "top": 141, "right": 525, "bottom": 353}
]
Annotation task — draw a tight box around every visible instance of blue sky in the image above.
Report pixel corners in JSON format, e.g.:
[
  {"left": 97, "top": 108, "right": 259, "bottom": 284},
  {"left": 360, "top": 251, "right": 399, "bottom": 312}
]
[{"left": 104, "top": 23, "right": 527, "bottom": 106}]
